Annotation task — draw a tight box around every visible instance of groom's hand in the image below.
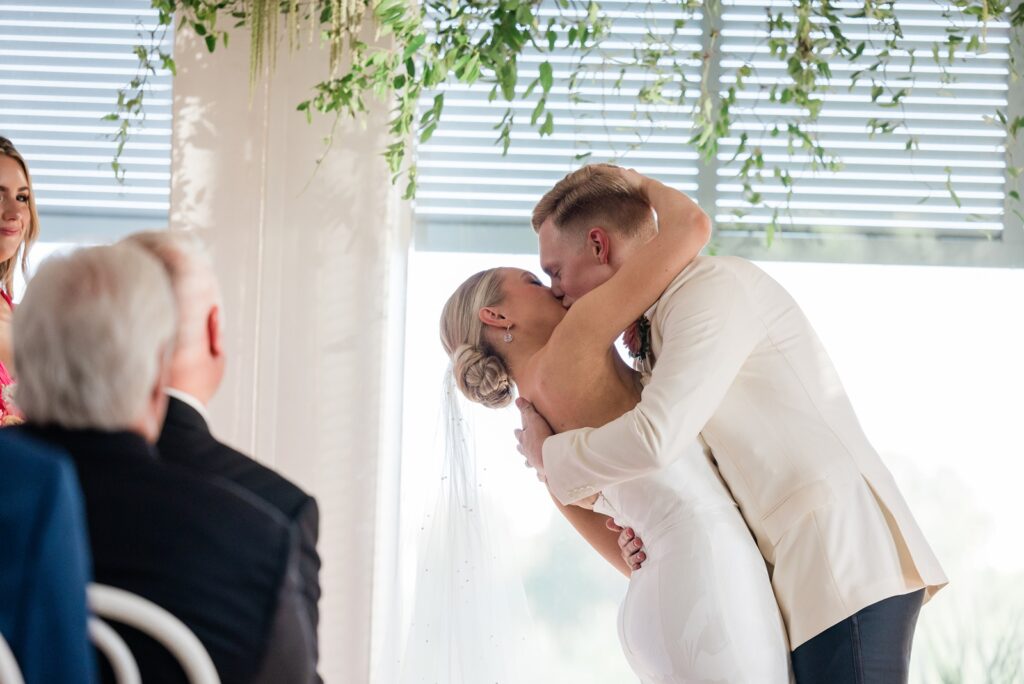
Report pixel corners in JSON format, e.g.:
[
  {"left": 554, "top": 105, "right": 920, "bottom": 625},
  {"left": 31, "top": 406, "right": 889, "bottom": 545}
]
[{"left": 514, "top": 398, "right": 551, "bottom": 482}]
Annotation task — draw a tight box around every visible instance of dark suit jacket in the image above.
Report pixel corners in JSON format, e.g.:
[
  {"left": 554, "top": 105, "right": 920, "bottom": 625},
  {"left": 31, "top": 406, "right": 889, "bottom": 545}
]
[
  {"left": 15, "top": 424, "right": 318, "bottom": 684},
  {"left": 157, "top": 395, "right": 321, "bottom": 659},
  {"left": 0, "top": 429, "right": 96, "bottom": 684}
]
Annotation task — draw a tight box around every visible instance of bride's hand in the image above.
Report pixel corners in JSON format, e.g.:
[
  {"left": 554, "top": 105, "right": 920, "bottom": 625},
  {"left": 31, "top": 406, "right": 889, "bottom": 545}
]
[
  {"left": 607, "top": 518, "right": 647, "bottom": 571},
  {"left": 590, "top": 163, "right": 647, "bottom": 196},
  {"left": 617, "top": 167, "right": 646, "bottom": 194}
]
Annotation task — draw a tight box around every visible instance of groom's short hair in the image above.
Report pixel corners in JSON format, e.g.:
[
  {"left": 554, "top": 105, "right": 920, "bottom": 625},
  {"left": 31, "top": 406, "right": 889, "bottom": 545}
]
[{"left": 532, "top": 164, "right": 655, "bottom": 239}]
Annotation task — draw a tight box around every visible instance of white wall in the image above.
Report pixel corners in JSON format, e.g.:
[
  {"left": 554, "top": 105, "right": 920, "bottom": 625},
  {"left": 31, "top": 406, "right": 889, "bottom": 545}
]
[{"left": 170, "top": 23, "right": 410, "bottom": 683}]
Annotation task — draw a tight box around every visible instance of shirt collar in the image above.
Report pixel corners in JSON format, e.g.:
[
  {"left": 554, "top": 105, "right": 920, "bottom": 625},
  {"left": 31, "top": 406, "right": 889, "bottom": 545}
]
[{"left": 165, "top": 388, "right": 210, "bottom": 424}]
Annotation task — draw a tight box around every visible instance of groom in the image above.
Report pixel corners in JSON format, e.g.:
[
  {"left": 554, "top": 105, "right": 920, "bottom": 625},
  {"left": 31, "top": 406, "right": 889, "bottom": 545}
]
[{"left": 515, "top": 165, "right": 947, "bottom": 683}]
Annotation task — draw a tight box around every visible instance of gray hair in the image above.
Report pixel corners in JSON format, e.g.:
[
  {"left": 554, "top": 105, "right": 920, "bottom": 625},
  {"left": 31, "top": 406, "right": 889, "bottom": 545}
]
[
  {"left": 13, "top": 243, "right": 177, "bottom": 429},
  {"left": 119, "top": 230, "right": 220, "bottom": 354}
]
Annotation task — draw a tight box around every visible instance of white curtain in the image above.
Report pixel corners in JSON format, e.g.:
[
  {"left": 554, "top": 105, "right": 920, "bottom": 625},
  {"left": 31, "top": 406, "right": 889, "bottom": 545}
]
[{"left": 170, "top": 22, "right": 410, "bottom": 683}]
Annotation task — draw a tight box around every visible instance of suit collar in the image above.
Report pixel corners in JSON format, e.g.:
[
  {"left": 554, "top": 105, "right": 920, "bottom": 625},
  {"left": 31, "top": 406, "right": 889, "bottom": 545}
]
[
  {"left": 165, "top": 388, "right": 210, "bottom": 425},
  {"left": 634, "top": 260, "right": 702, "bottom": 376},
  {"left": 163, "top": 393, "right": 212, "bottom": 435},
  {"left": 21, "top": 423, "right": 157, "bottom": 462}
]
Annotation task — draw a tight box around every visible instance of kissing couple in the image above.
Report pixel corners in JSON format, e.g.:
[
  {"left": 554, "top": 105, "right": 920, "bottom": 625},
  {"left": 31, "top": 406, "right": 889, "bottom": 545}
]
[{"left": 440, "top": 165, "right": 947, "bottom": 683}]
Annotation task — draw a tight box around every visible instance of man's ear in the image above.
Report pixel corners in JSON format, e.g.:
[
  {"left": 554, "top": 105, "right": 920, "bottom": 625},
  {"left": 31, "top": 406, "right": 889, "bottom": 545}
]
[
  {"left": 207, "top": 305, "right": 223, "bottom": 357},
  {"left": 151, "top": 352, "right": 168, "bottom": 405},
  {"left": 587, "top": 227, "right": 612, "bottom": 265},
  {"left": 146, "top": 349, "right": 171, "bottom": 438},
  {"left": 478, "top": 306, "right": 509, "bottom": 329}
]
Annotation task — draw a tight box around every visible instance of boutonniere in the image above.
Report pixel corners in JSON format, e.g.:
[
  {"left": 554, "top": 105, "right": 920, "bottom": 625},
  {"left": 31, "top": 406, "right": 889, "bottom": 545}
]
[{"left": 623, "top": 315, "right": 651, "bottom": 361}]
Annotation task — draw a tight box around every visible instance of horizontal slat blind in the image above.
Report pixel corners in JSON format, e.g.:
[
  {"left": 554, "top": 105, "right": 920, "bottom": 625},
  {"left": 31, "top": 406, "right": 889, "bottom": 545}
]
[
  {"left": 414, "top": 0, "right": 1015, "bottom": 261},
  {"left": 0, "top": 1, "right": 172, "bottom": 241},
  {"left": 716, "top": 0, "right": 1008, "bottom": 239},
  {"left": 414, "top": 1, "right": 704, "bottom": 251}
]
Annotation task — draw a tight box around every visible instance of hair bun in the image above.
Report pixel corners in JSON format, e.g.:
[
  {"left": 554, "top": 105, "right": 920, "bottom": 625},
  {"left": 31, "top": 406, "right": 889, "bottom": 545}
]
[{"left": 452, "top": 344, "right": 513, "bottom": 409}]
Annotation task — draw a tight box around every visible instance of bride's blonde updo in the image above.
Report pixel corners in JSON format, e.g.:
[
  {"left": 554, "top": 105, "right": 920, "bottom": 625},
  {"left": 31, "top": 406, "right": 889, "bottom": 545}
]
[{"left": 440, "top": 269, "right": 514, "bottom": 409}]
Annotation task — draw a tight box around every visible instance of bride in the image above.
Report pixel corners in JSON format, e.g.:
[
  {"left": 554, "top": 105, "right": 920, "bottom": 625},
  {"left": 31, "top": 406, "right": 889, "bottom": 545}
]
[{"left": 439, "top": 166, "right": 791, "bottom": 683}]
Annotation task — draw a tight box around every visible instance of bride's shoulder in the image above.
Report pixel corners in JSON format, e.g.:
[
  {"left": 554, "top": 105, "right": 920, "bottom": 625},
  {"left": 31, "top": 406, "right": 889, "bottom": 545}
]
[{"left": 518, "top": 345, "right": 572, "bottom": 403}]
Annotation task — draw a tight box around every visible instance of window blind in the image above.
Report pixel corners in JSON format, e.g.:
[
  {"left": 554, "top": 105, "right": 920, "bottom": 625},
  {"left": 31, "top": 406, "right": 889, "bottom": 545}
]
[
  {"left": 414, "top": 1, "right": 705, "bottom": 253},
  {"left": 716, "top": 0, "right": 1008, "bottom": 239},
  {"left": 0, "top": 0, "right": 172, "bottom": 241},
  {"left": 414, "top": 0, "right": 1021, "bottom": 265}
]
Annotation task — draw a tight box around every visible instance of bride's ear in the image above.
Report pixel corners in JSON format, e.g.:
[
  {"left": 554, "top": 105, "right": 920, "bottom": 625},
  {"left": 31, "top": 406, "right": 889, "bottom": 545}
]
[
  {"left": 588, "top": 227, "right": 612, "bottom": 265},
  {"left": 478, "top": 306, "right": 508, "bottom": 329}
]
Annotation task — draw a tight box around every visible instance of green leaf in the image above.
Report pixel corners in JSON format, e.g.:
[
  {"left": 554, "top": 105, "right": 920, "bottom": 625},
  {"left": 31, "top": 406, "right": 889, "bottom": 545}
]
[
  {"left": 498, "top": 61, "right": 517, "bottom": 101},
  {"left": 523, "top": 77, "right": 540, "bottom": 100},
  {"left": 402, "top": 34, "right": 426, "bottom": 62},
  {"left": 161, "top": 54, "right": 177, "bottom": 77},
  {"left": 531, "top": 97, "right": 545, "bottom": 125},
  {"left": 540, "top": 112, "right": 554, "bottom": 136},
  {"left": 539, "top": 61, "right": 553, "bottom": 94},
  {"left": 204, "top": 34, "right": 217, "bottom": 53}
]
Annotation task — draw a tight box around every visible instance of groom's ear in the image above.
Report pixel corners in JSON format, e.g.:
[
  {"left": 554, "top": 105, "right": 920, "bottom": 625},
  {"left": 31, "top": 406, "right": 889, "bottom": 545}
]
[
  {"left": 478, "top": 306, "right": 507, "bottom": 329},
  {"left": 587, "top": 227, "right": 612, "bottom": 265}
]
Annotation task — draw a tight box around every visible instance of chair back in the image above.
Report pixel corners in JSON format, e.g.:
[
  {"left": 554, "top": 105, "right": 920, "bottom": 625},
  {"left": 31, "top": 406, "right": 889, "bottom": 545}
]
[
  {"left": 0, "top": 631, "right": 24, "bottom": 684},
  {"left": 88, "top": 616, "right": 140, "bottom": 684},
  {"left": 88, "top": 584, "right": 219, "bottom": 684}
]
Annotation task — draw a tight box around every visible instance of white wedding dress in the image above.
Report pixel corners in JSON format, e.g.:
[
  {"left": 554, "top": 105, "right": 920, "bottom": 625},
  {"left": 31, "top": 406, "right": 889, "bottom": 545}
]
[{"left": 593, "top": 436, "right": 793, "bottom": 684}]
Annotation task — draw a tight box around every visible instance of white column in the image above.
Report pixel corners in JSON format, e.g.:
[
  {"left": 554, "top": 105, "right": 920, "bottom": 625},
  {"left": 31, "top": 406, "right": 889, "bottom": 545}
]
[{"left": 170, "top": 23, "right": 409, "bottom": 683}]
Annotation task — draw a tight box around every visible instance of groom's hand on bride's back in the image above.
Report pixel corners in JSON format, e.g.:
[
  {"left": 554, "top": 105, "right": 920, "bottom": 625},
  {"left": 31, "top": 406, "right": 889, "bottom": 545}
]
[
  {"left": 514, "top": 398, "right": 552, "bottom": 482},
  {"left": 607, "top": 519, "right": 647, "bottom": 571}
]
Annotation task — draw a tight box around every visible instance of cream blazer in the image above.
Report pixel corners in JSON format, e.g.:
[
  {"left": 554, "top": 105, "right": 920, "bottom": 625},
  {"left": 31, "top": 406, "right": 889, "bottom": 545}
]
[{"left": 543, "top": 256, "right": 947, "bottom": 648}]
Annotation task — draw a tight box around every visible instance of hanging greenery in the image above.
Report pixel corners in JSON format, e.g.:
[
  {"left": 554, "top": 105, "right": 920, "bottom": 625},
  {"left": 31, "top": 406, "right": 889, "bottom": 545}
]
[{"left": 111, "top": 0, "right": 1024, "bottom": 235}]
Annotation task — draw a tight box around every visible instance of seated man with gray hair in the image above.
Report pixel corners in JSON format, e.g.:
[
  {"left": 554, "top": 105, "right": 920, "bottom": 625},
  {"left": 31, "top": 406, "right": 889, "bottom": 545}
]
[
  {"left": 7, "top": 244, "right": 317, "bottom": 684},
  {"left": 121, "top": 230, "right": 321, "bottom": 679}
]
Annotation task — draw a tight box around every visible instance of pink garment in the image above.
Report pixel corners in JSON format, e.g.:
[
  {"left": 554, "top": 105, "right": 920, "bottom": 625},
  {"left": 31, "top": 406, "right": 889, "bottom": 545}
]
[{"left": 0, "top": 289, "right": 20, "bottom": 425}]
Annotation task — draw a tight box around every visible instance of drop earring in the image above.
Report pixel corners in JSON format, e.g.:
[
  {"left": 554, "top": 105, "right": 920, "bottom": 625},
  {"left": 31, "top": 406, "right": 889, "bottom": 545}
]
[{"left": 503, "top": 325, "right": 513, "bottom": 343}]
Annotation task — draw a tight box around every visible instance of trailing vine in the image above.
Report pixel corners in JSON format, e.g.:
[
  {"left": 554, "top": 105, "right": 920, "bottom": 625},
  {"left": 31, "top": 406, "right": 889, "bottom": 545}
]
[{"left": 111, "top": 0, "right": 1024, "bottom": 235}]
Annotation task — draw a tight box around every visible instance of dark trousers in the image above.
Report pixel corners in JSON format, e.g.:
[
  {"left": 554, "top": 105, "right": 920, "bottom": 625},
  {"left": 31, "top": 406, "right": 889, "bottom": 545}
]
[{"left": 791, "top": 589, "right": 926, "bottom": 684}]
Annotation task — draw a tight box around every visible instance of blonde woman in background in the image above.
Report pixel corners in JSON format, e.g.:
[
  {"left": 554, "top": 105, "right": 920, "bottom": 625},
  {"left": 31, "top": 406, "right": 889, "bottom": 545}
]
[{"left": 0, "top": 136, "right": 40, "bottom": 425}]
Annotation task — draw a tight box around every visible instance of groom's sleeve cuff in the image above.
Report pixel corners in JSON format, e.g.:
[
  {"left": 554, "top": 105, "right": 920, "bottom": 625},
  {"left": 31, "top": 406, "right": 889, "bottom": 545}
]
[{"left": 543, "top": 430, "right": 597, "bottom": 506}]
